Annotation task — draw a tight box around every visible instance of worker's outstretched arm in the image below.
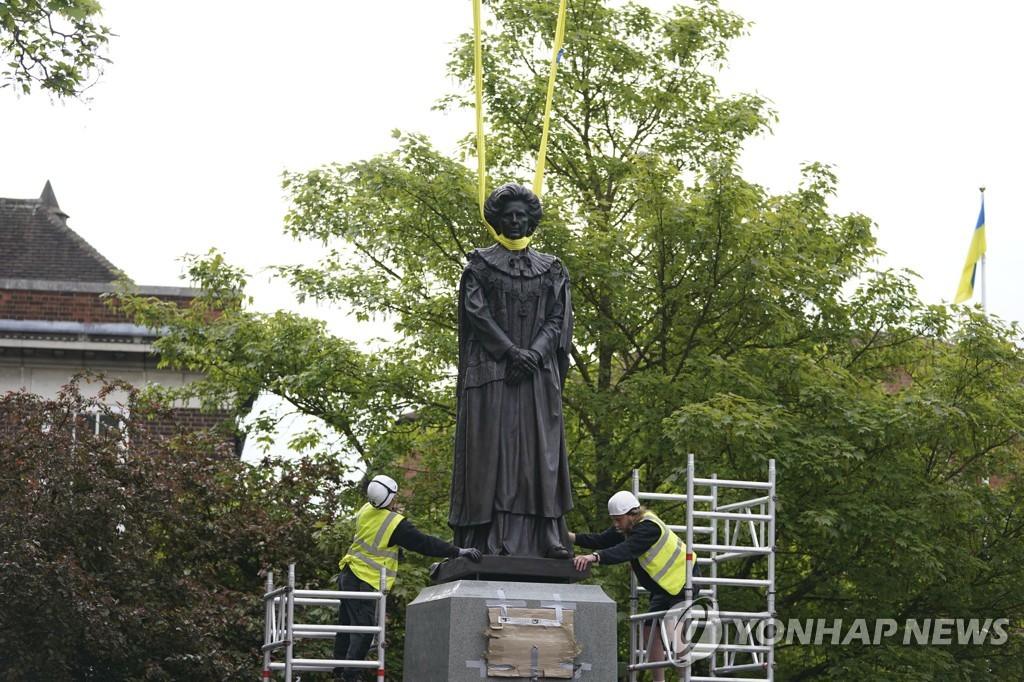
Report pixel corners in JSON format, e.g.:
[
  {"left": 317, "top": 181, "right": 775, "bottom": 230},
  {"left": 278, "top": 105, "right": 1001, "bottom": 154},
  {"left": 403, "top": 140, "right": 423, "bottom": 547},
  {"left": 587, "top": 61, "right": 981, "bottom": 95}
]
[{"left": 390, "top": 519, "right": 481, "bottom": 561}]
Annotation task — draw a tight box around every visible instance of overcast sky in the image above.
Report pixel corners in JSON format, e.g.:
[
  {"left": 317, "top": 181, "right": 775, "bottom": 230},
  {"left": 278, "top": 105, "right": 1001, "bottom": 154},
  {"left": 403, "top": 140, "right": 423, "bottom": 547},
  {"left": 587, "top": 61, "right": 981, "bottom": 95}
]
[{"left": 3, "top": 0, "right": 1021, "bottom": 331}]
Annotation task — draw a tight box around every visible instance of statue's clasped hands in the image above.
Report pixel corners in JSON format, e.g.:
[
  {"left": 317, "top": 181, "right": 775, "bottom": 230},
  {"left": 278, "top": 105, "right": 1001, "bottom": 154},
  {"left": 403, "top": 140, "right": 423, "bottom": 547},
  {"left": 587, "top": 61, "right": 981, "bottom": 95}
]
[{"left": 505, "top": 347, "right": 541, "bottom": 385}]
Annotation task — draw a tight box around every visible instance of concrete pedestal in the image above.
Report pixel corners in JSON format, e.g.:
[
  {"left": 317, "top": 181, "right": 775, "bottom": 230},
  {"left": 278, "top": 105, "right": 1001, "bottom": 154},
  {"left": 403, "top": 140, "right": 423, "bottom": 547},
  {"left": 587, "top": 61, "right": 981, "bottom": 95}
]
[
  {"left": 403, "top": 579, "right": 617, "bottom": 681},
  {"left": 430, "top": 555, "right": 590, "bottom": 584}
]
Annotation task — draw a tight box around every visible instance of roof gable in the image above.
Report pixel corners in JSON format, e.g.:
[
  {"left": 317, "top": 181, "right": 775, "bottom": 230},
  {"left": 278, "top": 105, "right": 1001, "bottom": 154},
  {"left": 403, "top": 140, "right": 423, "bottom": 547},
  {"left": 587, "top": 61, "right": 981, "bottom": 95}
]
[{"left": 0, "top": 181, "right": 122, "bottom": 282}]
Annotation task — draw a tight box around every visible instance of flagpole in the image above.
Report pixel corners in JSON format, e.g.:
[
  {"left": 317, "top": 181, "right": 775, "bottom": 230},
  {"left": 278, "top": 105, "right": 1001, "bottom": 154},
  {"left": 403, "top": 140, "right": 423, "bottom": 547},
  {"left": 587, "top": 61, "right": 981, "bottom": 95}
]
[{"left": 980, "top": 186, "right": 986, "bottom": 313}]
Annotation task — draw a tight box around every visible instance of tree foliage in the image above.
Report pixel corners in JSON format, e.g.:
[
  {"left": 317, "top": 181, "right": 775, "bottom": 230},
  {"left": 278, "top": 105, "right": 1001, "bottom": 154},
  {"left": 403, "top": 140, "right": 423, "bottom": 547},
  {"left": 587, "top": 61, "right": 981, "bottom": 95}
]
[
  {"left": 113, "top": 0, "right": 1024, "bottom": 677},
  {"left": 0, "top": 374, "right": 359, "bottom": 680},
  {"left": 0, "top": 0, "right": 110, "bottom": 97}
]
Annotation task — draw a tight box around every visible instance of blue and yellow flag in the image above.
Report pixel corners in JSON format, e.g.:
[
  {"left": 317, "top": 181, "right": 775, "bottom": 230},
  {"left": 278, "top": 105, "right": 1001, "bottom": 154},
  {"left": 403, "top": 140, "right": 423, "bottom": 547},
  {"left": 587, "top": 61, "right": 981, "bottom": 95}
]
[{"left": 954, "top": 199, "right": 986, "bottom": 304}]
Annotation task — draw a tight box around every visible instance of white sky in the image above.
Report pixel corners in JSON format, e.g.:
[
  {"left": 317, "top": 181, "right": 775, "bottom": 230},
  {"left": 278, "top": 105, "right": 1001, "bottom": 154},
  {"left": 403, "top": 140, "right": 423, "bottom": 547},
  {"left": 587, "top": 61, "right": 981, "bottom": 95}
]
[{"left": 3, "top": 0, "right": 1021, "bottom": 330}]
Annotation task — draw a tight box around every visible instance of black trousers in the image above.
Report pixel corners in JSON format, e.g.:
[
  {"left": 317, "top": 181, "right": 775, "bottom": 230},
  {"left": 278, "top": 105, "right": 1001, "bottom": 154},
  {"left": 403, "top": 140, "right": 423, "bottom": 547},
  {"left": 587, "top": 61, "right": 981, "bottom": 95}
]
[{"left": 332, "top": 567, "right": 378, "bottom": 679}]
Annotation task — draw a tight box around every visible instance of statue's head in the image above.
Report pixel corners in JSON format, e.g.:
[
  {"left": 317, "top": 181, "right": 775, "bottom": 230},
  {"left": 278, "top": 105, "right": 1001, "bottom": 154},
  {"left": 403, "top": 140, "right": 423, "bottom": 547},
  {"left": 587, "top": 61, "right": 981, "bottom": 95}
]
[{"left": 484, "top": 183, "right": 543, "bottom": 239}]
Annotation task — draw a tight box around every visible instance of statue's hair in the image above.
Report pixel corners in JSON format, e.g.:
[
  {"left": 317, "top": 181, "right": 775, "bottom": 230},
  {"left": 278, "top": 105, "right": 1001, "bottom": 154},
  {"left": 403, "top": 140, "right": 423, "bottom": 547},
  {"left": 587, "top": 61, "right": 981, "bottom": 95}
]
[{"left": 484, "top": 183, "right": 543, "bottom": 234}]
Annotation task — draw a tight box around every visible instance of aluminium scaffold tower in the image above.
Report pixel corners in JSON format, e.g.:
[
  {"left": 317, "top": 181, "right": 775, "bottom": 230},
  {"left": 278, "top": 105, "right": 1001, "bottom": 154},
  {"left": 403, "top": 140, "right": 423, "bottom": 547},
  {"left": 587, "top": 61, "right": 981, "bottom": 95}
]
[
  {"left": 262, "top": 564, "right": 388, "bottom": 681},
  {"left": 628, "top": 453, "right": 777, "bottom": 681}
]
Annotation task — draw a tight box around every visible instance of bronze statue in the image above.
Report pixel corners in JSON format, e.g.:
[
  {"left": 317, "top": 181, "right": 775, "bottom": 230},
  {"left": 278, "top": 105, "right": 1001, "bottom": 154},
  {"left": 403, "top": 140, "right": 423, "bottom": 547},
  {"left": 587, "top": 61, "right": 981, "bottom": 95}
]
[{"left": 448, "top": 183, "right": 574, "bottom": 559}]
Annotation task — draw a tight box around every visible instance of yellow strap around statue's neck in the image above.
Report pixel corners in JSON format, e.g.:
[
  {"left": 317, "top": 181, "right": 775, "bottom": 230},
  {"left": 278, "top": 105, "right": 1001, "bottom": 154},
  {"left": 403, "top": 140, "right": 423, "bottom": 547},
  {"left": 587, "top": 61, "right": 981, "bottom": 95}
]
[{"left": 474, "top": 0, "right": 567, "bottom": 251}]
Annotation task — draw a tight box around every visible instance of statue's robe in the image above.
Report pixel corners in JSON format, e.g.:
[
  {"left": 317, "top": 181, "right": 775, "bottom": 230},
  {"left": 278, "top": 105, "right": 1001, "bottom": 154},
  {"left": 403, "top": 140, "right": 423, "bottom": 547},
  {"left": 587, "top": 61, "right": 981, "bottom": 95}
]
[{"left": 449, "top": 244, "right": 574, "bottom": 556}]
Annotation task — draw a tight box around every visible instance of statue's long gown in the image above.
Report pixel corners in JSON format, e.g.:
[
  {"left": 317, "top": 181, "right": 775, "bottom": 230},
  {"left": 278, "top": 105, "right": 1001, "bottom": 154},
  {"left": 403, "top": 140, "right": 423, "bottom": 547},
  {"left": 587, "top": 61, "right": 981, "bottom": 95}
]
[{"left": 449, "top": 244, "right": 574, "bottom": 556}]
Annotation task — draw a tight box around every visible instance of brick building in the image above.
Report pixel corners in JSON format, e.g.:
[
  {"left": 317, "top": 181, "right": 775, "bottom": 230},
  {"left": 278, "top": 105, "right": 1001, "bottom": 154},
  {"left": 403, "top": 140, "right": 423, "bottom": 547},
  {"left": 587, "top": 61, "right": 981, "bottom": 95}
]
[{"left": 0, "top": 182, "right": 234, "bottom": 450}]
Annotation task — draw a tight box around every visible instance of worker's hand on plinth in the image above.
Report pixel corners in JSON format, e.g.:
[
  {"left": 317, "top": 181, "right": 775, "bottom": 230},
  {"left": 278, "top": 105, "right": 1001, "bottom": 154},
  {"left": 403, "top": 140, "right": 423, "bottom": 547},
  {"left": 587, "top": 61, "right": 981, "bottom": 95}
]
[
  {"left": 458, "top": 547, "right": 483, "bottom": 562},
  {"left": 573, "top": 553, "right": 598, "bottom": 571}
]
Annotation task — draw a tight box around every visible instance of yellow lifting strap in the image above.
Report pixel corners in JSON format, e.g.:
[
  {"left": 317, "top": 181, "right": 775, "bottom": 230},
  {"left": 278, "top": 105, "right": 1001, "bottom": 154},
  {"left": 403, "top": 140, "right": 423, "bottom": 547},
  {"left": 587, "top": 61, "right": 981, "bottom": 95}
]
[{"left": 474, "top": 0, "right": 568, "bottom": 251}]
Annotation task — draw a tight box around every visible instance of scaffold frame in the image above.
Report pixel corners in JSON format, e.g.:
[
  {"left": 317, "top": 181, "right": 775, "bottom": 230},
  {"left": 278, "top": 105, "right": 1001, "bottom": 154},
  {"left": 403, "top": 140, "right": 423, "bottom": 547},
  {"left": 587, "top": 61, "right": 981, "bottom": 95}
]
[
  {"left": 262, "top": 563, "right": 388, "bottom": 681},
  {"left": 628, "top": 454, "right": 777, "bottom": 681}
]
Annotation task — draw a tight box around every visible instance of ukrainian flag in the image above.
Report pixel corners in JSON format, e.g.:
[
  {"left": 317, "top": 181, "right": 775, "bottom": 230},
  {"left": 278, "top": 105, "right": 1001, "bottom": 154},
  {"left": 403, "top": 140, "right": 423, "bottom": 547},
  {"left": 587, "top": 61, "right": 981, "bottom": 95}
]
[{"left": 954, "top": 199, "right": 986, "bottom": 304}]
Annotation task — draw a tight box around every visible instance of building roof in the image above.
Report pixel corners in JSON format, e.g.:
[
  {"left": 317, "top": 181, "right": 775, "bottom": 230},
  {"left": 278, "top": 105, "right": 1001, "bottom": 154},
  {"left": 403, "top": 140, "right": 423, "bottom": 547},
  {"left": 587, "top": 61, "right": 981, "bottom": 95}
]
[
  {"left": 0, "top": 181, "right": 122, "bottom": 282},
  {"left": 0, "top": 182, "right": 200, "bottom": 352}
]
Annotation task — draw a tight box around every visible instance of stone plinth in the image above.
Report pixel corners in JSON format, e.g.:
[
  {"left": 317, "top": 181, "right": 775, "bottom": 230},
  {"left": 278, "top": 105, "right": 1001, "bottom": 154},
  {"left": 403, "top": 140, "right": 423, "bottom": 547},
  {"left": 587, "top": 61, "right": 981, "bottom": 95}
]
[
  {"left": 403, "top": 578, "right": 617, "bottom": 681},
  {"left": 430, "top": 555, "right": 590, "bottom": 584}
]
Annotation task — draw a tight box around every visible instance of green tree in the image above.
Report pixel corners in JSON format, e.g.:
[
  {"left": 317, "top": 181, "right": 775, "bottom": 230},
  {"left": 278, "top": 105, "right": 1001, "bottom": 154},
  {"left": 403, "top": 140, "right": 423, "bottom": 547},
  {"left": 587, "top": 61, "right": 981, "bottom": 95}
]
[
  {"left": 0, "top": 0, "right": 110, "bottom": 97},
  {"left": 115, "top": 0, "right": 1024, "bottom": 678},
  {"left": 665, "top": 297, "right": 1024, "bottom": 679}
]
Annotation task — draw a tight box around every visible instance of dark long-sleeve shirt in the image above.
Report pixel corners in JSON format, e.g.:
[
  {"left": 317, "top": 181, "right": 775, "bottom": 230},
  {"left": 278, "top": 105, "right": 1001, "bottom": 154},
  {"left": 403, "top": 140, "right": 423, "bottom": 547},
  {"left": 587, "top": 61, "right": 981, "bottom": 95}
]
[
  {"left": 388, "top": 518, "right": 461, "bottom": 559},
  {"left": 575, "top": 520, "right": 679, "bottom": 597}
]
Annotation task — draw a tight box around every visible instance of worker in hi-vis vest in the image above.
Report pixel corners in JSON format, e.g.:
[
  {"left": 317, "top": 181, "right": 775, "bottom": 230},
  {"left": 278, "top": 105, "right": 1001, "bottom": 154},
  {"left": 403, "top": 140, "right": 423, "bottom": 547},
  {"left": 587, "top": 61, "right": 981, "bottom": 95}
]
[
  {"left": 570, "top": 491, "right": 698, "bottom": 682},
  {"left": 332, "top": 475, "right": 482, "bottom": 681}
]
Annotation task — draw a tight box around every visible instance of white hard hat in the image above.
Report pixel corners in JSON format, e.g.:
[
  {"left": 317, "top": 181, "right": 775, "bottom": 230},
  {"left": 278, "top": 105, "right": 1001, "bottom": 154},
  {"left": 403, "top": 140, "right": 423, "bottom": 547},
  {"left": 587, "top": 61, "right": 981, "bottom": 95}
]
[
  {"left": 608, "top": 491, "right": 641, "bottom": 516},
  {"left": 367, "top": 475, "right": 399, "bottom": 509}
]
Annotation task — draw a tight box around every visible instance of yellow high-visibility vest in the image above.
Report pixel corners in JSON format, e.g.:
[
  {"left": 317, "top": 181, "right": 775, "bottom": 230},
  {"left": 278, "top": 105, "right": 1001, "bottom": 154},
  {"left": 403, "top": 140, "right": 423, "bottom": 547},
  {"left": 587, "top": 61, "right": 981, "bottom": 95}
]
[
  {"left": 637, "top": 511, "right": 693, "bottom": 595},
  {"left": 339, "top": 503, "right": 404, "bottom": 589}
]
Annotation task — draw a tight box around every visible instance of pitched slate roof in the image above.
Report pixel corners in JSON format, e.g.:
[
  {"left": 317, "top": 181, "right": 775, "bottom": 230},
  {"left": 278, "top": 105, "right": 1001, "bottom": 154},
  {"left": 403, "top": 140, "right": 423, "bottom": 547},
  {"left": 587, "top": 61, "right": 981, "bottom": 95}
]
[{"left": 0, "top": 181, "right": 122, "bottom": 282}]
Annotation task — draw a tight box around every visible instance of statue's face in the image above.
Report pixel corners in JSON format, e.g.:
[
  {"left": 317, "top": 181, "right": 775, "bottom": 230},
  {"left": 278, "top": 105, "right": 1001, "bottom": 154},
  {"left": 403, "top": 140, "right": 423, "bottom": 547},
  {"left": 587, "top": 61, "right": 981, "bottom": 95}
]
[{"left": 497, "top": 200, "right": 532, "bottom": 239}]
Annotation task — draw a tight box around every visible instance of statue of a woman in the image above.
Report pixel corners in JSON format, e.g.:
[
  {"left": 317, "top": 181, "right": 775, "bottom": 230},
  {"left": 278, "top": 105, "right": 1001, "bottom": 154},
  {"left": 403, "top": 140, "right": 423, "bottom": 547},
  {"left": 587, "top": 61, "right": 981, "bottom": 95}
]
[{"left": 448, "top": 183, "right": 574, "bottom": 558}]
